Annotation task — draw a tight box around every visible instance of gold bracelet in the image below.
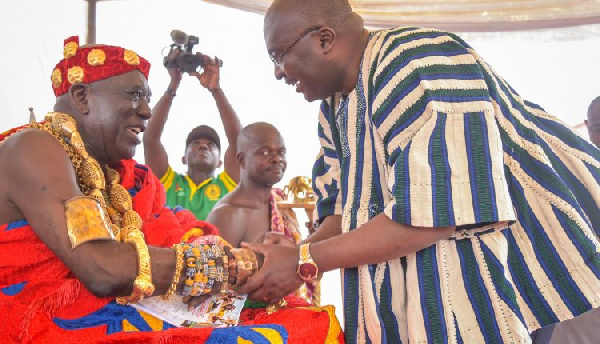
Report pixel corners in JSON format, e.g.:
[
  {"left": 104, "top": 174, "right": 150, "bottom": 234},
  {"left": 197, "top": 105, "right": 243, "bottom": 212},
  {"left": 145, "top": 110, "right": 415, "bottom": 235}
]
[
  {"left": 64, "top": 196, "right": 114, "bottom": 249},
  {"left": 163, "top": 244, "right": 184, "bottom": 299},
  {"left": 230, "top": 248, "right": 258, "bottom": 287},
  {"left": 116, "top": 229, "right": 155, "bottom": 305}
]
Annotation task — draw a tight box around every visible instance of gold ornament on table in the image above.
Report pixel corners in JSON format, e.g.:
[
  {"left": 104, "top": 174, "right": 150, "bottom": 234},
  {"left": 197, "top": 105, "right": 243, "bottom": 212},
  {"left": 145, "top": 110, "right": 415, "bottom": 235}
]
[
  {"left": 283, "top": 176, "right": 315, "bottom": 203},
  {"left": 29, "top": 112, "right": 154, "bottom": 305},
  {"left": 279, "top": 176, "right": 317, "bottom": 234}
]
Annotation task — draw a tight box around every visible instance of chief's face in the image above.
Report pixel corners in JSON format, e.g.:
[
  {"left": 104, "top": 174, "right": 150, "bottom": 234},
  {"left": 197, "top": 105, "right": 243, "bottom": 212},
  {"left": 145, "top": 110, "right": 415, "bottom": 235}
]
[
  {"left": 83, "top": 70, "right": 151, "bottom": 165},
  {"left": 245, "top": 130, "right": 287, "bottom": 186}
]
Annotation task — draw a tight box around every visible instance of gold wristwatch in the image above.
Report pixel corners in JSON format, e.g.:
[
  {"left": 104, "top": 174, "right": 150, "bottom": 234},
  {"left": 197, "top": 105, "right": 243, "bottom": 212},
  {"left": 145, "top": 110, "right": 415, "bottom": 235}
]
[{"left": 297, "top": 243, "right": 319, "bottom": 281}]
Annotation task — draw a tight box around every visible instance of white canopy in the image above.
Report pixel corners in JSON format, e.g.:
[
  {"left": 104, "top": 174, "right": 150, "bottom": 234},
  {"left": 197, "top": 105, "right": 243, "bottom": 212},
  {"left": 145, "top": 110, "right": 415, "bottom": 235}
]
[{"left": 202, "top": 0, "right": 600, "bottom": 32}]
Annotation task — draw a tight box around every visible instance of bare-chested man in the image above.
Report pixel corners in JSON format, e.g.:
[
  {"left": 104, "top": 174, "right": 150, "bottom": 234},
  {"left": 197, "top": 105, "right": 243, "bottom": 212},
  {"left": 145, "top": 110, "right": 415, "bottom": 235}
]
[{"left": 207, "top": 122, "right": 300, "bottom": 248}]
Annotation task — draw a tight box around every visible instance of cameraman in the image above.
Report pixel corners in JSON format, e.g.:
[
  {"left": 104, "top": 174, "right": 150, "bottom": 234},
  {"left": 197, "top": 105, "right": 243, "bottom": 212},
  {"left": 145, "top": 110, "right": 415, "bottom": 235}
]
[{"left": 143, "top": 53, "right": 241, "bottom": 220}]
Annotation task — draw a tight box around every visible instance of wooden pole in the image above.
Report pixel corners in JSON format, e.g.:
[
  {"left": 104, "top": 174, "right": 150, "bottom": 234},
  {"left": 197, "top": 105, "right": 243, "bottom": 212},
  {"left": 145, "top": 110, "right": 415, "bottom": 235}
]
[{"left": 87, "top": 0, "right": 97, "bottom": 44}]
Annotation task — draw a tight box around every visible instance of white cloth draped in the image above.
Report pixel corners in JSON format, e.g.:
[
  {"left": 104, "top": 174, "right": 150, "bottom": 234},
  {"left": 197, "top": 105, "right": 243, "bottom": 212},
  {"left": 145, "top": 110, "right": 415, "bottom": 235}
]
[{"left": 201, "top": 0, "right": 600, "bottom": 32}]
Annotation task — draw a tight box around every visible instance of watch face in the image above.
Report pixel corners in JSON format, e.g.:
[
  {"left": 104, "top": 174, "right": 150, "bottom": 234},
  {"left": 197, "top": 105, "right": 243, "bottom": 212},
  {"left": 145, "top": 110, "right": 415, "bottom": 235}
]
[{"left": 298, "top": 262, "right": 318, "bottom": 280}]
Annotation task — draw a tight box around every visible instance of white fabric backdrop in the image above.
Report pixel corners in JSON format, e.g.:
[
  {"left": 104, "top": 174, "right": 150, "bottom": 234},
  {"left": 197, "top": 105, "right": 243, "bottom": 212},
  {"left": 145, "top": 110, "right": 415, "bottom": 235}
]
[{"left": 204, "top": 0, "right": 600, "bottom": 31}]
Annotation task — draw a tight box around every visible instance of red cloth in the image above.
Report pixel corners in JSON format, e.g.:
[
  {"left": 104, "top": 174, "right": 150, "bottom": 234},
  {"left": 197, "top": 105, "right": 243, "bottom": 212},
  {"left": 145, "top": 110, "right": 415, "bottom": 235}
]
[{"left": 0, "top": 159, "right": 343, "bottom": 343}]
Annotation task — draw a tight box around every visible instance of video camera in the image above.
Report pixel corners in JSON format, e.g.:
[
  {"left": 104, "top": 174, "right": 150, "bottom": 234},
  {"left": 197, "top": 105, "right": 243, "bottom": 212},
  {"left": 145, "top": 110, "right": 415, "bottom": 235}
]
[{"left": 163, "top": 30, "right": 221, "bottom": 73}]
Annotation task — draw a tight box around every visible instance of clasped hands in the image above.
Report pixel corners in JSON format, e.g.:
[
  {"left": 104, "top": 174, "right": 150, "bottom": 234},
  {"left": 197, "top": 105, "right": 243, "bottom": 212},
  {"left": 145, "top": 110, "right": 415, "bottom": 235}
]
[
  {"left": 236, "top": 233, "right": 305, "bottom": 305},
  {"left": 180, "top": 234, "right": 303, "bottom": 309}
]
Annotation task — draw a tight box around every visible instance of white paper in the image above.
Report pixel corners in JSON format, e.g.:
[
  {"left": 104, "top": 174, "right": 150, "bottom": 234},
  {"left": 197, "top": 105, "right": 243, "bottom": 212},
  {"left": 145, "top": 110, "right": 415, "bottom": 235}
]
[{"left": 132, "top": 292, "right": 247, "bottom": 328}]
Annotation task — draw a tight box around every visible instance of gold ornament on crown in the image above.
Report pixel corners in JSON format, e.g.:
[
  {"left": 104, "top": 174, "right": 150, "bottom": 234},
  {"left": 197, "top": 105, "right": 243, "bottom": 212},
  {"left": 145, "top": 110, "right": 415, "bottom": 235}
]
[
  {"left": 64, "top": 41, "right": 78, "bottom": 59},
  {"left": 123, "top": 50, "right": 140, "bottom": 66},
  {"left": 29, "top": 112, "right": 154, "bottom": 304},
  {"left": 87, "top": 49, "right": 106, "bottom": 66},
  {"left": 67, "top": 66, "right": 85, "bottom": 85},
  {"left": 51, "top": 69, "right": 62, "bottom": 89}
]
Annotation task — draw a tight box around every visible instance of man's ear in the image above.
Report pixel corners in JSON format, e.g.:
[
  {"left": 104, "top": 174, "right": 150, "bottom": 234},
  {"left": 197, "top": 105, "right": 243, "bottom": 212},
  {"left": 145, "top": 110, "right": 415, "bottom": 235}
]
[
  {"left": 69, "top": 84, "right": 90, "bottom": 114},
  {"left": 585, "top": 119, "right": 589, "bottom": 127},
  {"left": 319, "top": 27, "right": 336, "bottom": 54},
  {"left": 182, "top": 155, "right": 187, "bottom": 165},
  {"left": 236, "top": 152, "right": 245, "bottom": 168},
  {"left": 217, "top": 159, "right": 223, "bottom": 169}
]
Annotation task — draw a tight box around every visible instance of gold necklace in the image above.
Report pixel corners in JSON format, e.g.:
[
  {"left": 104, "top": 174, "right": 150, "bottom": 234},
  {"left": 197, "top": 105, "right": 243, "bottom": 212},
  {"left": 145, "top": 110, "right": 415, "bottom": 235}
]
[
  {"left": 30, "top": 112, "right": 153, "bottom": 304},
  {"left": 30, "top": 112, "right": 143, "bottom": 239}
]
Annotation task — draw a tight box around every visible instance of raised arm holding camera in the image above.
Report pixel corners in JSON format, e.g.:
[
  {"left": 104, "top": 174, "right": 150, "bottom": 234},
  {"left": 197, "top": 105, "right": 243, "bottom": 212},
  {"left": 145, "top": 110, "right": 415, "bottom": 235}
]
[{"left": 144, "top": 32, "right": 242, "bottom": 220}]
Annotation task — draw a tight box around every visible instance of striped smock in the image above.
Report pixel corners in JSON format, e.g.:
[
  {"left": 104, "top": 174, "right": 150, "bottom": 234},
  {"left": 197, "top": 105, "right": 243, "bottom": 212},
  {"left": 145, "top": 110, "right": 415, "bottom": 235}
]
[{"left": 312, "top": 27, "right": 600, "bottom": 343}]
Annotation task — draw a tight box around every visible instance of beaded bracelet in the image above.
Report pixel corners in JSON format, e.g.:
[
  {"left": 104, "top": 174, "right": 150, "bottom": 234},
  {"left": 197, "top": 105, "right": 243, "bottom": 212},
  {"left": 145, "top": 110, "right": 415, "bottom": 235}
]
[{"left": 169, "top": 242, "right": 233, "bottom": 299}]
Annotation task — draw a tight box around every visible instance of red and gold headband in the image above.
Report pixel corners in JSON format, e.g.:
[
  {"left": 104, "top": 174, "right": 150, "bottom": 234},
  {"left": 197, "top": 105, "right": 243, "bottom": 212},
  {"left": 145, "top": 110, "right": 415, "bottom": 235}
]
[{"left": 51, "top": 36, "right": 151, "bottom": 97}]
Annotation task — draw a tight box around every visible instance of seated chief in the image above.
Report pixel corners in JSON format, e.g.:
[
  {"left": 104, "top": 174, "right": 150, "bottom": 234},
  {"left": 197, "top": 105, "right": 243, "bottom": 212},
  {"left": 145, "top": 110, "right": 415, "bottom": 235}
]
[{"left": 0, "top": 37, "right": 342, "bottom": 343}]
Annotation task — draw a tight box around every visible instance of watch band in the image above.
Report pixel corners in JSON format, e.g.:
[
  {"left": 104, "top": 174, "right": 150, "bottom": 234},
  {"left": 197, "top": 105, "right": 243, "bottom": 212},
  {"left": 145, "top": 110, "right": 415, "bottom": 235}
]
[{"left": 297, "top": 243, "right": 319, "bottom": 281}]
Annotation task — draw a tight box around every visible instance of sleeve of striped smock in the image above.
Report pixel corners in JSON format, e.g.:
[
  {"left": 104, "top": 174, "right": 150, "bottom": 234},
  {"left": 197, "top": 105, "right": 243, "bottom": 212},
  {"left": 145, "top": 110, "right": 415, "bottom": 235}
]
[
  {"left": 312, "top": 99, "right": 343, "bottom": 221},
  {"left": 371, "top": 28, "right": 515, "bottom": 229}
]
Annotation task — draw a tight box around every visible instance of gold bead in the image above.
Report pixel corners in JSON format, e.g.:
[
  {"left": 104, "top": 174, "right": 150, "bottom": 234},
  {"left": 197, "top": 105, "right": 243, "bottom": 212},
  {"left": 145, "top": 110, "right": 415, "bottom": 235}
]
[
  {"left": 80, "top": 158, "right": 105, "bottom": 190},
  {"left": 109, "top": 184, "right": 132, "bottom": 213},
  {"left": 107, "top": 206, "right": 122, "bottom": 227},
  {"left": 122, "top": 209, "right": 143, "bottom": 230},
  {"left": 106, "top": 167, "right": 120, "bottom": 185},
  {"left": 70, "top": 133, "right": 88, "bottom": 159}
]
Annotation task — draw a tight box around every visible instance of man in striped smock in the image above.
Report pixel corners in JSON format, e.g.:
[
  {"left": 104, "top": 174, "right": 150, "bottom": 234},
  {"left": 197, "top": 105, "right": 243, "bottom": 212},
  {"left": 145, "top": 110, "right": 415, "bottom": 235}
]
[{"left": 236, "top": 0, "right": 600, "bottom": 343}]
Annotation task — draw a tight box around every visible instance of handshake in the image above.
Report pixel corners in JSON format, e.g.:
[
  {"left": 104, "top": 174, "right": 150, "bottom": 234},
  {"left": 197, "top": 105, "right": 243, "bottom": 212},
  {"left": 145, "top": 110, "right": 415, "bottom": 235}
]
[{"left": 176, "top": 232, "right": 312, "bottom": 309}]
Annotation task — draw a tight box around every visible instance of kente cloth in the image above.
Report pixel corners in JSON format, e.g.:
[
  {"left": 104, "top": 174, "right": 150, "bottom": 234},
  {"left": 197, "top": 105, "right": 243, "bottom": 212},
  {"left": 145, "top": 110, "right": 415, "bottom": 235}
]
[
  {"left": 161, "top": 166, "right": 236, "bottom": 220},
  {"left": 269, "top": 189, "right": 316, "bottom": 303},
  {"left": 312, "top": 27, "right": 600, "bottom": 343},
  {"left": 0, "top": 155, "right": 343, "bottom": 343},
  {"left": 269, "top": 188, "right": 302, "bottom": 243}
]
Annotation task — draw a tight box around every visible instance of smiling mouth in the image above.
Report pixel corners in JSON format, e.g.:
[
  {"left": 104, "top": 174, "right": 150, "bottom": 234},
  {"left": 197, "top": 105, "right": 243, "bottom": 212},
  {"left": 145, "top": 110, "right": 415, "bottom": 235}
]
[{"left": 127, "top": 127, "right": 143, "bottom": 144}]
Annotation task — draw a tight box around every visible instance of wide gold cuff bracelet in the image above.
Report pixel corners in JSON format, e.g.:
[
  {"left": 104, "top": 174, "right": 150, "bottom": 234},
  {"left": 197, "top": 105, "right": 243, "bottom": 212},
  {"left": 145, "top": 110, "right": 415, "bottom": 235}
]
[{"left": 65, "top": 196, "right": 115, "bottom": 249}]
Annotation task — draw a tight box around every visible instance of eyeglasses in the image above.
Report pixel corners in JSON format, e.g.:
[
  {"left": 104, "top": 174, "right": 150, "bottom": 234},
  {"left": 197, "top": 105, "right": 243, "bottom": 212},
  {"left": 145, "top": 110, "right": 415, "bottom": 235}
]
[{"left": 269, "top": 26, "right": 321, "bottom": 66}]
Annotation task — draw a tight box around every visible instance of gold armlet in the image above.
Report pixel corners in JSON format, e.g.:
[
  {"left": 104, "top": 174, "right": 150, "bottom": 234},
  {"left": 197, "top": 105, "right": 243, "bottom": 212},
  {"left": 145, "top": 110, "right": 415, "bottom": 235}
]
[
  {"left": 163, "top": 244, "right": 184, "bottom": 300},
  {"left": 116, "top": 230, "right": 155, "bottom": 305},
  {"left": 230, "top": 248, "right": 258, "bottom": 287},
  {"left": 65, "top": 196, "right": 115, "bottom": 249}
]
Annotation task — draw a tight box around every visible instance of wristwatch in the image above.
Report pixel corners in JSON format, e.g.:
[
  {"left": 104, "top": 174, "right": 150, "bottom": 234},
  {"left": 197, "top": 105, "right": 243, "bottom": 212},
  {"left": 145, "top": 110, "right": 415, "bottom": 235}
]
[{"left": 297, "top": 243, "right": 319, "bottom": 281}]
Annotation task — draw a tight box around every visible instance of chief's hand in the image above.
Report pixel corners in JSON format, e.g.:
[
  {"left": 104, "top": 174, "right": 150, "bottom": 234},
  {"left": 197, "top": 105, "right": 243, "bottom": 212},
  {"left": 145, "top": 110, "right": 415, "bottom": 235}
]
[
  {"left": 182, "top": 294, "right": 210, "bottom": 311},
  {"left": 235, "top": 242, "right": 303, "bottom": 304},
  {"left": 191, "top": 55, "right": 222, "bottom": 93}
]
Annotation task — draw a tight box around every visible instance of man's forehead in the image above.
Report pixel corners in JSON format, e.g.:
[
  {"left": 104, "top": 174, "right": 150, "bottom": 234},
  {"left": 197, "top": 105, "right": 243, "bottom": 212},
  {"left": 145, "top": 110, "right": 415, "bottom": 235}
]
[
  {"left": 588, "top": 103, "right": 600, "bottom": 122},
  {"left": 190, "top": 137, "right": 217, "bottom": 144},
  {"left": 264, "top": 10, "right": 303, "bottom": 43},
  {"left": 96, "top": 70, "right": 148, "bottom": 88}
]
